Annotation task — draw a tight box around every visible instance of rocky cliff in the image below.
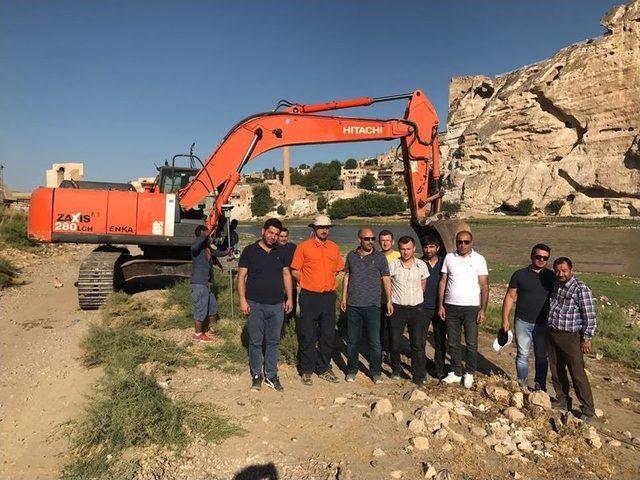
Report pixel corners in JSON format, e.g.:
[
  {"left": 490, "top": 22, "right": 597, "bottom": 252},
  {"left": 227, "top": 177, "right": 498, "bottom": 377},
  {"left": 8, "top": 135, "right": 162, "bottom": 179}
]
[{"left": 441, "top": 0, "right": 640, "bottom": 216}]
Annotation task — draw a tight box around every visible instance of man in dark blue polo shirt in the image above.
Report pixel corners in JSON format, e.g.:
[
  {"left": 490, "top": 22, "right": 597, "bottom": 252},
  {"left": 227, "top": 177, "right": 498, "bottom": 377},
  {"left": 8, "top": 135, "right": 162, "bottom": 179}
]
[
  {"left": 340, "top": 227, "right": 392, "bottom": 384},
  {"left": 238, "top": 218, "right": 293, "bottom": 392},
  {"left": 277, "top": 226, "right": 298, "bottom": 322},
  {"left": 421, "top": 234, "right": 446, "bottom": 379},
  {"left": 502, "top": 243, "right": 555, "bottom": 391}
]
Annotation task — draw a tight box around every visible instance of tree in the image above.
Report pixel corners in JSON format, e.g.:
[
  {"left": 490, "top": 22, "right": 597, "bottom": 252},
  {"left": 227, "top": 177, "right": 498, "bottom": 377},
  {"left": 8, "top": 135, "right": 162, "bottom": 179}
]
[
  {"left": 298, "top": 163, "right": 309, "bottom": 169},
  {"left": 277, "top": 204, "right": 286, "bottom": 215},
  {"left": 316, "top": 193, "right": 327, "bottom": 212},
  {"left": 358, "top": 173, "right": 377, "bottom": 191},
  {"left": 251, "top": 184, "right": 274, "bottom": 217},
  {"left": 344, "top": 158, "right": 358, "bottom": 169},
  {"left": 441, "top": 201, "right": 461, "bottom": 214}
]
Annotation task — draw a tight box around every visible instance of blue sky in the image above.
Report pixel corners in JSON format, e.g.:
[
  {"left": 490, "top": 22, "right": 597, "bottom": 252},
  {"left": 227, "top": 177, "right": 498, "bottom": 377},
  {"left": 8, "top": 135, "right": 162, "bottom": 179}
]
[{"left": 0, "top": 0, "right": 622, "bottom": 191}]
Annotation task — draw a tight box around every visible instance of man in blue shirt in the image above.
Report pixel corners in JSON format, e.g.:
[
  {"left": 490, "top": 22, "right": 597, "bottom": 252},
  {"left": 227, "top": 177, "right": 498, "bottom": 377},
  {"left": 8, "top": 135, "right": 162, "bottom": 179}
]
[
  {"left": 190, "top": 225, "right": 232, "bottom": 342},
  {"left": 420, "top": 234, "right": 446, "bottom": 380}
]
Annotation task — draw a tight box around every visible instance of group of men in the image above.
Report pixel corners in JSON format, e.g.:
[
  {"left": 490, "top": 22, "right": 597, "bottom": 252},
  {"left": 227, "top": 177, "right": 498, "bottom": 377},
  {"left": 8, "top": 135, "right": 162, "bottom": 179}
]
[{"left": 189, "top": 214, "right": 598, "bottom": 422}]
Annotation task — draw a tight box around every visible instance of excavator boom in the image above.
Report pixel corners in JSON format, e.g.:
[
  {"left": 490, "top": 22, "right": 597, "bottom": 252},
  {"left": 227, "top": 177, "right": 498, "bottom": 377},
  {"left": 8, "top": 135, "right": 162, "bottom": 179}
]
[{"left": 178, "top": 90, "right": 441, "bottom": 233}]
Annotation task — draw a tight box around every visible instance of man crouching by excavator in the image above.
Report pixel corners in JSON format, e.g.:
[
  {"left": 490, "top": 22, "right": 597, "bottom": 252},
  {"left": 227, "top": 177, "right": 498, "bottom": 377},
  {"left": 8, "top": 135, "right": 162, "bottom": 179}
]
[{"left": 191, "top": 225, "right": 232, "bottom": 342}]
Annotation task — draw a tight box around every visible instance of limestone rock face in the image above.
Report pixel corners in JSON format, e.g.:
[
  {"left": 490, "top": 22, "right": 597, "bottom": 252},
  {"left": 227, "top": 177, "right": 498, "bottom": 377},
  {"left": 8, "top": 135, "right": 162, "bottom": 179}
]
[{"left": 441, "top": 0, "right": 640, "bottom": 216}]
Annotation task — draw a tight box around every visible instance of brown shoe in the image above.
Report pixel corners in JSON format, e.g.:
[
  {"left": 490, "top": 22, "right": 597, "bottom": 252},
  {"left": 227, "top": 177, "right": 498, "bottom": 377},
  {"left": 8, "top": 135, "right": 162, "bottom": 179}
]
[{"left": 318, "top": 369, "right": 340, "bottom": 384}]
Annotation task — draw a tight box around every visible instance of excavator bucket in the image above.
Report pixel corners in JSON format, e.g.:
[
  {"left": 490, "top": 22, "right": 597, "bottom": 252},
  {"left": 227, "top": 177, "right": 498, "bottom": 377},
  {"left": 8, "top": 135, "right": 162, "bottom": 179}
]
[{"left": 412, "top": 217, "right": 472, "bottom": 254}]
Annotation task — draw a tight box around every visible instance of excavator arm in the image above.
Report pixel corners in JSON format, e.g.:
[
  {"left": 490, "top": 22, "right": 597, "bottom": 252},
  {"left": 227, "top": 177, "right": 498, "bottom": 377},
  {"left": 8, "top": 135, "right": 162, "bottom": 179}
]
[{"left": 177, "top": 90, "right": 441, "bottom": 233}]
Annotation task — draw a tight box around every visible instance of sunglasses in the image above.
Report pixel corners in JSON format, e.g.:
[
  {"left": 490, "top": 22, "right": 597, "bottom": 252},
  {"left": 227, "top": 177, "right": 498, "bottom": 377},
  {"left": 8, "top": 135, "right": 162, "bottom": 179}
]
[
  {"left": 456, "top": 240, "right": 471, "bottom": 245},
  {"left": 534, "top": 255, "right": 549, "bottom": 261},
  {"left": 360, "top": 236, "right": 376, "bottom": 241}
]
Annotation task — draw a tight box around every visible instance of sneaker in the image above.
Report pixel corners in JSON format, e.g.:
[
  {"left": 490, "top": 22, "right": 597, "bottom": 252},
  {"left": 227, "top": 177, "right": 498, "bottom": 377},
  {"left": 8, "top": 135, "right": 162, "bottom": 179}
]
[
  {"left": 463, "top": 373, "right": 474, "bottom": 389},
  {"left": 264, "top": 376, "right": 284, "bottom": 392},
  {"left": 372, "top": 375, "right": 383, "bottom": 385},
  {"left": 318, "top": 369, "right": 340, "bottom": 384},
  {"left": 391, "top": 370, "right": 402, "bottom": 380},
  {"left": 301, "top": 373, "right": 313, "bottom": 386},
  {"left": 251, "top": 375, "right": 263, "bottom": 391},
  {"left": 345, "top": 372, "right": 357, "bottom": 383},
  {"left": 192, "top": 332, "right": 213, "bottom": 343},
  {"left": 442, "top": 372, "right": 462, "bottom": 385}
]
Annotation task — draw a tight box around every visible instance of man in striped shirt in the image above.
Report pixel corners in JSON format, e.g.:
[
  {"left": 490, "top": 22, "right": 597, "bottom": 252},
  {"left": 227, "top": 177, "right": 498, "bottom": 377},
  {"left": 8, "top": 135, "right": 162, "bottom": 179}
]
[{"left": 547, "top": 257, "right": 597, "bottom": 422}]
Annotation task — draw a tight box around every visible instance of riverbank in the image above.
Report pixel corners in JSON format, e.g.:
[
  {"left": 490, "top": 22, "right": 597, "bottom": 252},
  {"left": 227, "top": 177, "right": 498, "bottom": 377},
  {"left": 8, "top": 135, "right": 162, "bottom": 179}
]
[{"left": 243, "top": 215, "right": 640, "bottom": 229}]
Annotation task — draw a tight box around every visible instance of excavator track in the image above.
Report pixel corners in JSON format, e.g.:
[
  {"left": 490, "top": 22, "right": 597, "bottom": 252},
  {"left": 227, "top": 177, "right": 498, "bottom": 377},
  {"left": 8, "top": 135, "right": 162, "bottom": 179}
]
[{"left": 77, "top": 250, "right": 125, "bottom": 310}]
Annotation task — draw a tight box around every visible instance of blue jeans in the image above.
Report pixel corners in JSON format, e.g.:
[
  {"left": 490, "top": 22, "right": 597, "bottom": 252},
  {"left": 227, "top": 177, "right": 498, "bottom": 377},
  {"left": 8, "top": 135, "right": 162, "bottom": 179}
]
[
  {"left": 247, "top": 301, "right": 284, "bottom": 378},
  {"left": 515, "top": 318, "right": 548, "bottom": 390},
  {"left": 346, "top": 305, "right": 382, "bottom": 377}
]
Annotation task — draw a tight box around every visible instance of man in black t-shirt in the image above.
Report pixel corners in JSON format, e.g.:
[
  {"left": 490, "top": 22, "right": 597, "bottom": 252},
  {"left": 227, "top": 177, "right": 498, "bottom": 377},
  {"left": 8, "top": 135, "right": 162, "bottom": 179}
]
[
  {"left": 238, "top": 218, "right": 293, "bottom": 392},
  {"left": 501, "top": 243, "right": 555, "bottom": 391},
  {"left": 277, "top": 227, "right": 298, "bottom": 322}
]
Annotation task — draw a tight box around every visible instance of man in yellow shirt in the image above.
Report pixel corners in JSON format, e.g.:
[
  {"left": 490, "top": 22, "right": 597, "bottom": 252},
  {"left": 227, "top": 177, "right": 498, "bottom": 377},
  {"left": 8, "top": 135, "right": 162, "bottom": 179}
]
[{"left": 378, "top": 229, "right": 400, "bottom": 362}]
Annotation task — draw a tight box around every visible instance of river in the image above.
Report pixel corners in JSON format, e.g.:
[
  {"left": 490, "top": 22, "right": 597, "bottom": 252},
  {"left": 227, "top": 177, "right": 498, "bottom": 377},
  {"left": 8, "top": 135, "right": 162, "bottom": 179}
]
[{"left": 238, "top": 223, "right": 640, "bottom": 277}]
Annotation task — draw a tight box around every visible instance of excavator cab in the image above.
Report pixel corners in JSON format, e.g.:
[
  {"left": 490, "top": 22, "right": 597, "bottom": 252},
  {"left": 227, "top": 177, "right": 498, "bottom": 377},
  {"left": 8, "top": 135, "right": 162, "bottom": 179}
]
[{"left": 157, "top": 166, "right": 199, "bottom": 194}]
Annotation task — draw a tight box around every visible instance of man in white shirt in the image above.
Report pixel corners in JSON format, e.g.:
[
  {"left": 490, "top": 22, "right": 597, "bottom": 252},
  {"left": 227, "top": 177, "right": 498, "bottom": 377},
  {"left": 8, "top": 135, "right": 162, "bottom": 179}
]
[
  {"left": 388, "top": 236, "right": 430, "bottom": 386},
  {"left": 437, "top": 230, "right": 489, "bottom": 388}
]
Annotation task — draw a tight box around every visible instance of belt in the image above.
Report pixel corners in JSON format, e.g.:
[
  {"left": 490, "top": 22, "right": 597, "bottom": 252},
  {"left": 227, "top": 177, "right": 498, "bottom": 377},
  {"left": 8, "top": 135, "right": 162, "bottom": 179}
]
[{"left": 301, "top": 289, "right": 336, "bottom": 295}]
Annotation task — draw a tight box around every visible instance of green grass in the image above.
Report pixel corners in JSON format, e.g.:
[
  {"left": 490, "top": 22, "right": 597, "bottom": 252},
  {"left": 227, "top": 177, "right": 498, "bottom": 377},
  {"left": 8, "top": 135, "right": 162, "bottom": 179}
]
[
  {"left": 279, "top": 320, "right": 298, "bottom": 366},
  {"left": 204, "top": 319, "right": 248, "bottom": 373},
  {"left": 0, "top": 257, "right": 18, "bottom": 289},
  {"left": 101, "top": 293, "right": 156, "bottom": 328},
  {"left": 465, "top": 216, "right": 639, "bottom": 229},
  {"left": 61, "top": 371, "right": 243, "bottom": 480},
  {"left": 0, "top": 209, "right": 38, "bottom": 250},
  {"left": 81, "top": 324, "right": 191, "bottom": 372}
]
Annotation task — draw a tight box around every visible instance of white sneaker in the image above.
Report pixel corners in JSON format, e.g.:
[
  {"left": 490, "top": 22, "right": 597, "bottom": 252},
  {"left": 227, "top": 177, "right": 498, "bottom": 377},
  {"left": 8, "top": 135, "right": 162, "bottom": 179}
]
[
  {"left": 463, "top": 373, "right": 474, "bottom": 389},
  {"left": 442, "top": 372, "right": 462, "bottom": 385}
]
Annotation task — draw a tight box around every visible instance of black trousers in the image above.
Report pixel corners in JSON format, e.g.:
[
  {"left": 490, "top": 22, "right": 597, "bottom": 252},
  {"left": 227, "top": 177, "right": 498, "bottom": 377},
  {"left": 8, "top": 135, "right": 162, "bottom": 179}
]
[
  {"left": 547, "top": 330, "right": 596, "bottom": 417},
  {"left": 389, "top": 303, "right": 427, "bottom": 381},
  {"left": 297, "top": 290, "right": 336, "bottom": 375},
  {"left": 380, "top": 304, "right": 391, "bottom": 354},
  {"left": 445, "top": 304, "right": 479, "bottom": 376},
  {"left": 425, "top": 307, "right": 447, "bottom": 378}
]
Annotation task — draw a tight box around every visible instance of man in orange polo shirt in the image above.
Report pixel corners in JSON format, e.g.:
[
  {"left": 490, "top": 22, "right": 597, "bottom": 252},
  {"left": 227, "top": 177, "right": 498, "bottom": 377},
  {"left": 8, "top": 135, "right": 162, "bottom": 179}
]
[{"left": 290, "top": 215, "right": 345, "bottom": 385}]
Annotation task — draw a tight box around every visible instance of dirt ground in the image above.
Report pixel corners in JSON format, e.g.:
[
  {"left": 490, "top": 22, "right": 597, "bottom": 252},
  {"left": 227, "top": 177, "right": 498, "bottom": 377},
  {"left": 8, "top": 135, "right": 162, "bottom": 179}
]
[{"left": 1, "top": 246, "right": 639, "bottom": 479}]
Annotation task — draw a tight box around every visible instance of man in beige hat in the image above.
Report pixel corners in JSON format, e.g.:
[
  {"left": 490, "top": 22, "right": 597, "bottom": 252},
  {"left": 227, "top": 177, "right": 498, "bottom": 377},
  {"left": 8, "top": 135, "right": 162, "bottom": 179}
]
[{"left": 290, "top": 215, "right": 345, "bottom": 385}]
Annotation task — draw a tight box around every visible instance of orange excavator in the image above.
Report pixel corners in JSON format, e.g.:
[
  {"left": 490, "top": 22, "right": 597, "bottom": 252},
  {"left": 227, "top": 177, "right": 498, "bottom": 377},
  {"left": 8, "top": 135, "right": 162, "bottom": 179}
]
[{"left": 28, "top": 89, "right": 465, "bottom": 309}]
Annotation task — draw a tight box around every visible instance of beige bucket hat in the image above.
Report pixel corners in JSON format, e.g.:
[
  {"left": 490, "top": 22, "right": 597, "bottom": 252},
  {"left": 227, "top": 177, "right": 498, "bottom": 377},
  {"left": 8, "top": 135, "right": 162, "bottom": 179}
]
[{"left": 308, "top": 214, "right": 335, "bottom": 228}]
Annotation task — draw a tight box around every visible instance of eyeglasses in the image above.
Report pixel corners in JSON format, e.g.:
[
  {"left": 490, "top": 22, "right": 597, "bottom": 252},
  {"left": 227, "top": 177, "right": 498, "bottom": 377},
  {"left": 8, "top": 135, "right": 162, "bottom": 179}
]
[
  {"left": 456, "top": 240, "right": 471, "bottom": 245},
  {"left": 360, "top": 236, "right": 376, "bottom": 241},
  {"left": 534, "top": 255, "right": 549, "bottom": 261}
]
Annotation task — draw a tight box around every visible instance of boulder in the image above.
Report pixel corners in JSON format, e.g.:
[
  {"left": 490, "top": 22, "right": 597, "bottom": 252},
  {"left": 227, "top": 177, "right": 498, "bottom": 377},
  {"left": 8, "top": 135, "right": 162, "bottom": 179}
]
[
  {"left": 373, "top": 448, "right": 386, "bottom": 457},
  {"left": 411, "top": 436, "right": 430, "bottom": 451},
  {"left": 527, "top": 391, "right": 552, "bottom": 410},
  {"left": 503, "top": 407, "right": 526, "bottom": 422},
  {"left": 511, "top": 392, "right": 524, "bottom": 409},
  {"left": 485, "top": 385, "right": 510, "bottom": 403},
  {"left": 470, "top": 426, "right": 487, "bottom": 437},
  {"left": 415, "top": 404, "right": 451, "bottom": 432},
  {"left": 394, "top": 411, "right": 405, "bottom": 423},
  {"left": 372, "top": 398, "right": 393, "bottom": 417},
  {"left": 406, "top": 389, "right": 429, "bottom": 401},
  {"left": 584, "top": 427, "right": 603, "bottom": 449},
  {"left": 408, "top": 418, "right": 426, "bottom": 434}
]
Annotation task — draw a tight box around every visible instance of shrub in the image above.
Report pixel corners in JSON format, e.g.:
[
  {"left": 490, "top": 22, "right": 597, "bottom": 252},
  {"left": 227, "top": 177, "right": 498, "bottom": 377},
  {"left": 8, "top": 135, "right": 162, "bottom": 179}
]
[
  {"left": 358, "top": 173, "right": 377, "bottom": 191},
  {"left": 546, "top": 199, "right": 565, "bottom": 215},
  {"left": 250, "top": 184, "right": 274, "bottom": 217},
  {"left": 0, "top": 209, "right": 37, "bottom": 250},
  {"left": 328, "top": 192, "right": 404, "bottom": 219},
  {"left": 279, "top": 320, "right": 298, "bottom": 365},
  {"left": 277, "top": 204, "right": 286, "bottom": 215},
  {"left": 316, "top": 193, "right": 327, "bottom": 212},
  {"left": 441, "top": 200, "right": 461, "bottom": 214},
  {"left": 0, "top": 257, "right": 18, "bottom": 289},
  {"left": 516, "top": 198, "right": 534, "bottom": 216}
]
